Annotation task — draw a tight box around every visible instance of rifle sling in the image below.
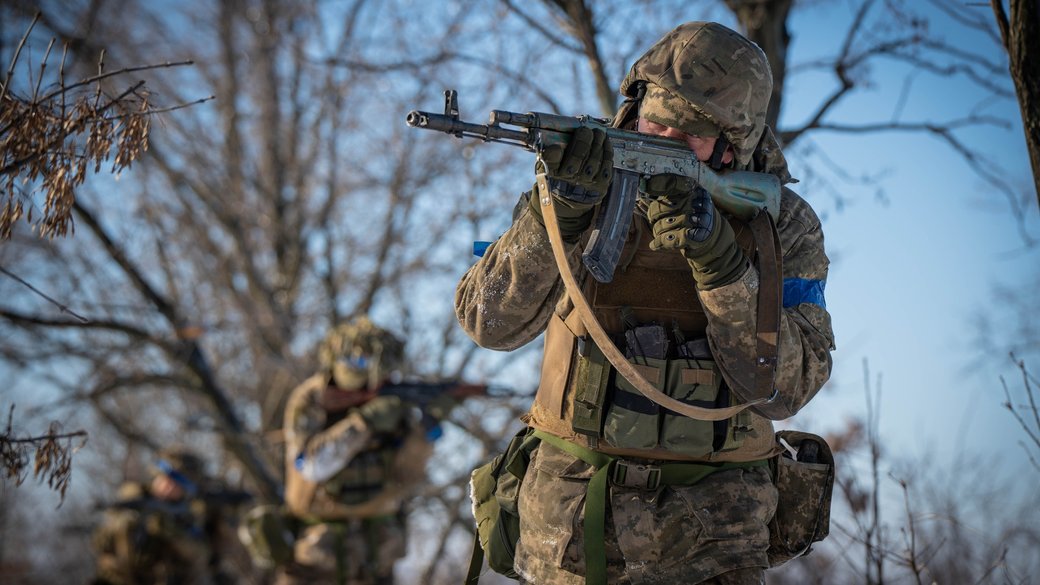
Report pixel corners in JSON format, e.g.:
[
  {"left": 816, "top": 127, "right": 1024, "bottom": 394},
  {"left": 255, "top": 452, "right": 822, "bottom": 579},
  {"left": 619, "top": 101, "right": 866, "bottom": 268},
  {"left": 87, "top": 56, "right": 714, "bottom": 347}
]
[
  {"left": 537, "top": 174, "right": 780, "bottom": 422},
  {"left": 748, "top": 210, "right": 781, "bottom": 404}
]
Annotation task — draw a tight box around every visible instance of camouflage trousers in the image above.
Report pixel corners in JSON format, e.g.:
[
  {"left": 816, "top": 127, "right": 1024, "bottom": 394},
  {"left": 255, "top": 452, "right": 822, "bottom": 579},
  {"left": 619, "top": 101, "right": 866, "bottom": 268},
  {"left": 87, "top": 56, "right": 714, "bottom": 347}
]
[
  {"left": 275, "top": 515, "right": 406, "bottom": 585},
  {"left": 514, "top": 441, "right": 777, "bottom": 585}
]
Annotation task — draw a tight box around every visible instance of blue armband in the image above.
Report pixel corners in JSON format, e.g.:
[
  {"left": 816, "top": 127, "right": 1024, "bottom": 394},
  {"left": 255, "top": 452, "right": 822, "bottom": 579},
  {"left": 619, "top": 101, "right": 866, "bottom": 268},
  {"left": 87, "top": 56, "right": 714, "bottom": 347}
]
[
  {"left": 425, "top": 424, "right": 444, "bottom": 442},
  {"left": 782, "top": 278, "right": 827, "bottom": 309}
]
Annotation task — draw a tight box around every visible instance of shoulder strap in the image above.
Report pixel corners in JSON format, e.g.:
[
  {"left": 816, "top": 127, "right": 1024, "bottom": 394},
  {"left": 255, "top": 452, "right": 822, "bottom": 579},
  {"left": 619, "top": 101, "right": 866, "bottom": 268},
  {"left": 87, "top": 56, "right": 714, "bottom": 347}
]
[{"left": 748, "top": 210, "right": 782, "bottom": 404}]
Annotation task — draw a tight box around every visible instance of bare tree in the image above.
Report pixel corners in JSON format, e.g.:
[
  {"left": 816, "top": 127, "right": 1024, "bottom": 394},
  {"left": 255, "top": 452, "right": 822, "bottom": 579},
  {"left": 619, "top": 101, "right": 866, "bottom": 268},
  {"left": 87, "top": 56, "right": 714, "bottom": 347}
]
[
  {"left": 731, "top": 0, "right": 1032, "bottom": 241},
  {"left": 1001, "top": 356, "right": 1040, "bottom": 473},
  {"left": 768, "top": 363, "right": 1040, "bottom": 584},
  {"left": 1, "top": 0, "right": 541, "bottom": 580}
]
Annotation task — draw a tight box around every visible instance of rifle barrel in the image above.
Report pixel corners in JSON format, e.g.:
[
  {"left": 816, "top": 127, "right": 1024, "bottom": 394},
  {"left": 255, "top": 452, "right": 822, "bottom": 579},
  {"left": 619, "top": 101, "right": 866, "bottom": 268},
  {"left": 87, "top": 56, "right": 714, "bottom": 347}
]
[{"left": 405, "top": 110, "right": 530, "bottom": 145}]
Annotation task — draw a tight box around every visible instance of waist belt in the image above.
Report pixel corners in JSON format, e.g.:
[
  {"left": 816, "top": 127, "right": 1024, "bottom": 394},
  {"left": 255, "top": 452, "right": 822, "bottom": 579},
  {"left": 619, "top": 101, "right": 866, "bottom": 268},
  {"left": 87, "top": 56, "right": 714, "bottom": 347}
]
[{"left": 532, "top": 430, "right": 767, "bottom": 585}]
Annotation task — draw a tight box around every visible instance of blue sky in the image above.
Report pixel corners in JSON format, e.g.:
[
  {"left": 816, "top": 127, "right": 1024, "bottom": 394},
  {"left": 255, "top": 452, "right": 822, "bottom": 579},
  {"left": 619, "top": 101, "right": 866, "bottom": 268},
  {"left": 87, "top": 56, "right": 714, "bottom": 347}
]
[{"left": 776, "top": 2, "right": 1039, "bottom": 482}]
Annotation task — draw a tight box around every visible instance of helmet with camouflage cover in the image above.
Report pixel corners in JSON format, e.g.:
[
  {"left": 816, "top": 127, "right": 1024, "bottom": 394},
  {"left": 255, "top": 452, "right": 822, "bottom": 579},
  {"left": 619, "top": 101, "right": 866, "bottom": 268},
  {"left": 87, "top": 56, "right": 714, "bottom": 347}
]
[
  {"left": 318, "top": 315, "right": 405, "bottom": 390},
  {"left": 620, "top": 21, "right": 772, "bottom": 169}
]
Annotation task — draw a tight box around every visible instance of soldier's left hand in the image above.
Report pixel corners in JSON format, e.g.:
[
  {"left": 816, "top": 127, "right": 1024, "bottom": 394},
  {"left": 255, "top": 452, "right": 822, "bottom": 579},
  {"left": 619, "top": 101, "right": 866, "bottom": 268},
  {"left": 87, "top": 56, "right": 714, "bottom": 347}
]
[
  {"left": 538, "top": 126, "right": 613, "bottom": 197},
  {"left": 528, "top": 127, "right": 613, "bottom": 242},
  {"left": 643, "top": 173, "right": 747, "bottom": 289}
]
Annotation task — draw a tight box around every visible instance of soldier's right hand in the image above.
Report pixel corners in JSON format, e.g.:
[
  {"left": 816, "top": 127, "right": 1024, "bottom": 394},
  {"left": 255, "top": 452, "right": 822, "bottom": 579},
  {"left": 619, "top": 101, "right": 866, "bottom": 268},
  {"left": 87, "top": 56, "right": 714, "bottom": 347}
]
[
  {"left": 643, "top": 173, "right": 747, "bottom": 289},
  {"left": 528, "top": 127, "right": 613, "bottom": 241},
  {"left": 358, "top": 396, "right": 407, "bottom": 433}
]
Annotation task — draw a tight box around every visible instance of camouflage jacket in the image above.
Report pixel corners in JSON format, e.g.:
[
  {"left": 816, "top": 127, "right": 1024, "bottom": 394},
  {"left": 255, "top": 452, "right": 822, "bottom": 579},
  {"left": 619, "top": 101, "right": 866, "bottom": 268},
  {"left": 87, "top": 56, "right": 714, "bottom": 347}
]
[
  {"left": 455, "top": 186, "right": 834, "bottom": 423},
  {"left": 92, "top": 482, "right": 216, "bottom": 585},
  {"left": 282, "top": 374, "right": 435, "bottom": 521}
]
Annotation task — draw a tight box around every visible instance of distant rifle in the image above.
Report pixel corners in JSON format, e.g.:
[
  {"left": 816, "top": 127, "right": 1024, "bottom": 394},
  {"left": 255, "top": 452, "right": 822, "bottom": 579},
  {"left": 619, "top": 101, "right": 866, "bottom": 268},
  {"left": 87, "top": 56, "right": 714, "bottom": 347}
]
[
  {"left": 377, "top": 381, "right": 491, "bottom": 404},
  {"left": 99, "top": 490, "right": 254, "bottom": 517},
  {"left": 406, "top": 89, "right": 781, "bottom": 283},
  {"left": 376, "top": 381, "right": 514, "bottom": 432}
]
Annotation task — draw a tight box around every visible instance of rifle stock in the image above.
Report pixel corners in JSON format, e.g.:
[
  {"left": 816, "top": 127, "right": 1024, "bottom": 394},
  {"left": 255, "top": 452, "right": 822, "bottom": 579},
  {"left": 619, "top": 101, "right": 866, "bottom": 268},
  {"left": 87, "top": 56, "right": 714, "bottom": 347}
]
[{"left": 407, "top": 89, "right": 781, "bottom": 283}]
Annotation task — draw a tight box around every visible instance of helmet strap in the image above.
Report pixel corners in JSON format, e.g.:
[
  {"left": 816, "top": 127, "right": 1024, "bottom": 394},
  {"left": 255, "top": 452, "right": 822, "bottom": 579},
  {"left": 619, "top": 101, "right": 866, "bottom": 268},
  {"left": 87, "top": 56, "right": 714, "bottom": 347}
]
[
  {"left": 709, "top": 132, "right": 731, "bottom": 171},
  {"left": 631, "top": 81, "right": 647, "bottom": 100}
]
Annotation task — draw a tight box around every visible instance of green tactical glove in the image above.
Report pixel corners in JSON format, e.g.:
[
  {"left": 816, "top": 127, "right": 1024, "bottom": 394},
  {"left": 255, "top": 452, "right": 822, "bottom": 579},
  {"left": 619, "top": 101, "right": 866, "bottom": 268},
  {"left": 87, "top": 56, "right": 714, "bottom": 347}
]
[
  {"left": 527, "top": 126, "right": 613, "bottom": 241},
  {"left": 644, "top": 173, "right": 747, "bottom": 289},
  {"left": 357, "top": 395, "right": 406, "bottom": 434}
]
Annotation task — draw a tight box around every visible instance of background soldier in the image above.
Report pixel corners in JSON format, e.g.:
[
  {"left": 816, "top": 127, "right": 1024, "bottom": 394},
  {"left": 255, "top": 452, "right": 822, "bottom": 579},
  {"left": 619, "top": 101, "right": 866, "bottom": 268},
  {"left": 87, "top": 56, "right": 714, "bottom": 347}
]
[
  {"left": 455, "top": 21, "right": 835, "bottom": 585},
  {"left": 92, "top": 448, "right": 244, "bottom": 585},
  {"left": 278, "top": 316, "right": 482, "bottom": 585}
]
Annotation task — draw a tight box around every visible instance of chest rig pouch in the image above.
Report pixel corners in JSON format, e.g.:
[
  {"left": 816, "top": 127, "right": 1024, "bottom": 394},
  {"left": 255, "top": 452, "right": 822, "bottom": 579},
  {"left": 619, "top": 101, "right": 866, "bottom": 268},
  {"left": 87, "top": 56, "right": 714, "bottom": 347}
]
[
  {"left": 565, "top": 217, "right": 757, "bottom": 459},
  {"left": 320, "top": 410, "right": 401, "bottom": 505},
  {"left": 572, "top": 323, "right": 751, "bottom": 459},
  {"left": 323, "top": 448, "right": 397, "bottom": 504}
]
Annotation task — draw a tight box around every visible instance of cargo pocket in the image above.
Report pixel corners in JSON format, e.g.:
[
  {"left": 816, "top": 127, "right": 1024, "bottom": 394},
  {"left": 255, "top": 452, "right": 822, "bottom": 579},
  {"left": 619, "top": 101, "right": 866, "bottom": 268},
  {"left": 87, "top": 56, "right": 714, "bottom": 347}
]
[
  {"left": 602, "top": 357, "right": 665, "bottom": 450},
  {"left": 515, "top": 442, "right": 596, "bottom": 575},
  {"left": 677, "top": 466, "right": 777, "bottom": 542},
  {"left": 659, "top": 359, "right": 722, "bottom": 458}
]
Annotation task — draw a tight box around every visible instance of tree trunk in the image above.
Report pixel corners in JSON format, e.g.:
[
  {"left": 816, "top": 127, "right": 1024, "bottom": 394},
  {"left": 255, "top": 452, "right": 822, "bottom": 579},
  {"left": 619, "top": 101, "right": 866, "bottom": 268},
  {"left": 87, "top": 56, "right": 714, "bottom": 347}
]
[
  {"left": 549, "top": 0, "right": 616, "bottom": 116},
  {"left": 993, "top": 0, "right": 1040, "bottom": 208},
  {"left": 724, "top": 0, "right": 794, "bottom": 133}
]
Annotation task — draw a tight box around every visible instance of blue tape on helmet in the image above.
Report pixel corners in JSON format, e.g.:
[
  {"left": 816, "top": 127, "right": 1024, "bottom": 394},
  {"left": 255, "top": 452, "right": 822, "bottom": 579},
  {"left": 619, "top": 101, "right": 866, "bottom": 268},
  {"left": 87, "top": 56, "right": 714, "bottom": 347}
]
[{"left": 157, "top": 459, "right": 199, "bottom": 497}]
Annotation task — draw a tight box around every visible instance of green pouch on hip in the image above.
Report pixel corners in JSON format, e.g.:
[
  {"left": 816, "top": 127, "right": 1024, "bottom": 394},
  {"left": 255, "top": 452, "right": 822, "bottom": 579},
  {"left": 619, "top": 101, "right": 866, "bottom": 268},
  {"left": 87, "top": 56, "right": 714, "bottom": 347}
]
[
  {"left": 468, "top": 427, "right": 541, "bottom": 579},
  {"left": 237, "top": 504, "right": 296, "bottom": 569},
  {"left": 767, "top": 430, "right": 835, "bottom": 567}
]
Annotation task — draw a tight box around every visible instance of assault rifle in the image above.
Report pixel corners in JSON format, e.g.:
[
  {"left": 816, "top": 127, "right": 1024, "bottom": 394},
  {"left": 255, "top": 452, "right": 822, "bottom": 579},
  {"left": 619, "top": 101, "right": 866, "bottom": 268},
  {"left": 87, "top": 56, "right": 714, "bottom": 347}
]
[
  {"left": 377, "top": 381, "right": 512, "bottom": 433},
  {"left": 97, "top": 490, "right": 254, "bottom": 543},
  {"left": 406, "top": 90, "right": 781, "bottom": 283},
  {"left": 377, "top": 381, "right": 489, "bottom": 405}
]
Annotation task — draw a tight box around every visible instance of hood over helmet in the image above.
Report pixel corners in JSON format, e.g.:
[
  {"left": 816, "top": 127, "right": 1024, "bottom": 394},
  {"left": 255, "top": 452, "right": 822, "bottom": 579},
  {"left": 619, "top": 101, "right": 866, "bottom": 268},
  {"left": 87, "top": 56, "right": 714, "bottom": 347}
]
[
  {"left": 318, "top": 316, "right": 405, "bottom": 391},
  {"left": 619, "top": 21, "right": 791, "bottom": 182},
  {"left": 153, "top": 447, "right": 207, "bottom": 496}
]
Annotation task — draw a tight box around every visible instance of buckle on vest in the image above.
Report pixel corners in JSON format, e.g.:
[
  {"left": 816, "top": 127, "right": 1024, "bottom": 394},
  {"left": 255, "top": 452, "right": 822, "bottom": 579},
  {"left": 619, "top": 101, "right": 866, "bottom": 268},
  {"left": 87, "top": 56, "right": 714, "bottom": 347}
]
[{"left": 610, "top": 460, "right": 662, "bottom": 491}]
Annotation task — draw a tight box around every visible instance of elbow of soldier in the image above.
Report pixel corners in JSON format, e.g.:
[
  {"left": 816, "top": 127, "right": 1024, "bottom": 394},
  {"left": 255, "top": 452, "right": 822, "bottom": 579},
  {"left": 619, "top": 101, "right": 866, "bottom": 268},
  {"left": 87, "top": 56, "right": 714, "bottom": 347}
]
[
  {"left": 454, "top": 306, "right": 527, "bottom": 351},
  {"left": 466, "top": 327, "right": 528, "bottom": 351},
  {"left": 752, "top": 389, "right": 801, "bottom": 421}
]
